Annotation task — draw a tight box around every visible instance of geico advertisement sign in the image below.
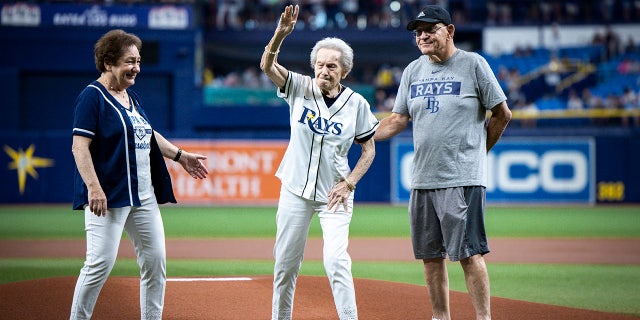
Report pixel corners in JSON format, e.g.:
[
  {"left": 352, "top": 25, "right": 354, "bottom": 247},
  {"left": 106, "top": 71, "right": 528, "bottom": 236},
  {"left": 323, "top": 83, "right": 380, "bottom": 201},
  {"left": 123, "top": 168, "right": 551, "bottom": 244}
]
[
  {"left": 165, "top": 140, "right": 287, "bottom": 205},
  {"left": 392, "top": 138, "right": 595, "bottom": 203}
]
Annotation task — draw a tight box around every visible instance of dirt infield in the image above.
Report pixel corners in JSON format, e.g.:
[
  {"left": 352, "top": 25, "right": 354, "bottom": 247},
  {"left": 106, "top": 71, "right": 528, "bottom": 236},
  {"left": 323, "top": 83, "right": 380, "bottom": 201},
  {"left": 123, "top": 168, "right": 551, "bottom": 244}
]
[
  {"left": 1, "top": 238, "right": 640, "bottom": 319},
  {"left": 2, "top": 275, "right": 639, "bottom": 320}
]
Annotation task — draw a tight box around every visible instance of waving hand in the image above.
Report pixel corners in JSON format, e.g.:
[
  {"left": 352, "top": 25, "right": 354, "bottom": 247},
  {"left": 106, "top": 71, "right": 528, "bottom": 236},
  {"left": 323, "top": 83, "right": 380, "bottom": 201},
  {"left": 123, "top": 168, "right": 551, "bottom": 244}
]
[{"left": 276, "top": 5, "right": 299, "bottom": 37}]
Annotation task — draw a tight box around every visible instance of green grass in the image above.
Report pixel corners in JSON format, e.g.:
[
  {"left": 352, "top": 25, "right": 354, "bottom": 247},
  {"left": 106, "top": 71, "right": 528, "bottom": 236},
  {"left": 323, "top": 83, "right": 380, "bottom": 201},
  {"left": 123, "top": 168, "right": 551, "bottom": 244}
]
[
  {"left": 1, "top": 204, "right": 639, "bottom": 239},
  {"left": 485, "top": 205, "right": 640, "bottom": 238},
  {"left": 1, "top": 204, "right": 639, "bottom": 317},
  {"left": 483, "top": 264, "right": 640, "bottom": 316}
]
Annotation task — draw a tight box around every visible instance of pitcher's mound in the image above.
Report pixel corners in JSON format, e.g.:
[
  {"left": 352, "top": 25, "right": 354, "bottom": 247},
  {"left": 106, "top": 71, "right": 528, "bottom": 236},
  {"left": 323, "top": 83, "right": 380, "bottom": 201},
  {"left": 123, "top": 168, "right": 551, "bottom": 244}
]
[{"left": 0, "top": 276, "right": 636, "bottom": 320}]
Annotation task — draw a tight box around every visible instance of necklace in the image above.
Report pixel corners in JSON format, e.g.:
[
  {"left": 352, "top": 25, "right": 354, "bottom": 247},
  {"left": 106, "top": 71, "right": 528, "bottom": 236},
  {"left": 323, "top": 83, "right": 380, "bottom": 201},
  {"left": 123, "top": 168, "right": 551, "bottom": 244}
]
[
  {"left": 99, "top": 78, "right": 127, "bottom": 100},
  {"left": 111, "top": 87, "right": 127, "bottom": 100}
]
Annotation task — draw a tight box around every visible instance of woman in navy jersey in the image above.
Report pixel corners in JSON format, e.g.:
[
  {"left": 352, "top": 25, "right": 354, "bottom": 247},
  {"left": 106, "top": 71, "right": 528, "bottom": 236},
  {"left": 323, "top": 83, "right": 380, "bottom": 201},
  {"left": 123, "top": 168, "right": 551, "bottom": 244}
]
[{"left": 69, "top": 29, "right": 208, "bottom": 320}]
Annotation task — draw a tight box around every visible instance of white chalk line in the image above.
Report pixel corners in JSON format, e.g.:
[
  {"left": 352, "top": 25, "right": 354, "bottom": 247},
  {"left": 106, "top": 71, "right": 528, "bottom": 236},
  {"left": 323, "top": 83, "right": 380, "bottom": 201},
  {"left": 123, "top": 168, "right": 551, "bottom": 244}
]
[{"left": 167, "top": 277, "right": 254, "bottom": 282}]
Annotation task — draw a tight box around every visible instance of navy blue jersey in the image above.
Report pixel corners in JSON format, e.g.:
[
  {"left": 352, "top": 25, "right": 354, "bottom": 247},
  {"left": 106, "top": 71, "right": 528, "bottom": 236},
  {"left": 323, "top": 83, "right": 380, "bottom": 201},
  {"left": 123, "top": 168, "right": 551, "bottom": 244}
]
[{"left": 72, "top": 81, "right": 176, "bottom": 210}]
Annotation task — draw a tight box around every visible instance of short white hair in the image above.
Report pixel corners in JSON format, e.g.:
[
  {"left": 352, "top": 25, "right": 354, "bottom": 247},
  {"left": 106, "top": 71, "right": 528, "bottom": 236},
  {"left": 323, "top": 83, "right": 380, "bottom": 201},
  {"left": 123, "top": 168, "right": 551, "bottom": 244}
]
[{"left": 309, "top": 37, "right": 354, "bottom": 75}]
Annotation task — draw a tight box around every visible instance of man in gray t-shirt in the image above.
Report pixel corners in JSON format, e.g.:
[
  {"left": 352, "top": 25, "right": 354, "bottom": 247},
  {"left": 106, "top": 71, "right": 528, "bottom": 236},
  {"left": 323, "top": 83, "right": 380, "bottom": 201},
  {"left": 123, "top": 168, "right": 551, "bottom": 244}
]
[{"left": 374, "top": 5, "right": 511, "bottom": 320}]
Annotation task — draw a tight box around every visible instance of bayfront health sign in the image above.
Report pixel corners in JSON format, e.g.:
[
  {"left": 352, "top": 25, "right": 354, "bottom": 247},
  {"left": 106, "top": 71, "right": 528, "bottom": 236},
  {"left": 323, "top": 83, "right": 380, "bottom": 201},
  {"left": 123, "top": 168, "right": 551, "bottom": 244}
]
[{"left": 165, "top": 140, "right": 287, "bottom": 205}]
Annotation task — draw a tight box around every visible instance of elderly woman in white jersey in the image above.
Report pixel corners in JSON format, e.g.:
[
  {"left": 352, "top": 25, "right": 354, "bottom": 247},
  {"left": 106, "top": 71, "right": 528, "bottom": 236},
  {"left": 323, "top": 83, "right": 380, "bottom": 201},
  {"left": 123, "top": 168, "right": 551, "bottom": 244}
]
[
  {"left": 260, "top": 5, "right": 378, "bottom": 320},
  {"left": 70, "top": 29, "right": 208, "bottom": 320}
]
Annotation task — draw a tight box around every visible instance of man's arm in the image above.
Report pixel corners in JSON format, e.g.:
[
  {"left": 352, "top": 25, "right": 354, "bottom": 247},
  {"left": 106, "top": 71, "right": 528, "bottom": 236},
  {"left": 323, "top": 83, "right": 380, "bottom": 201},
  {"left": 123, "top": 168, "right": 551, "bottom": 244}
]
[
  {"left": 373, "top": 112, "right": 411, "bottom": 141},
  {"left": 486, "top": 101, "right": 512, "bottom": 152}
]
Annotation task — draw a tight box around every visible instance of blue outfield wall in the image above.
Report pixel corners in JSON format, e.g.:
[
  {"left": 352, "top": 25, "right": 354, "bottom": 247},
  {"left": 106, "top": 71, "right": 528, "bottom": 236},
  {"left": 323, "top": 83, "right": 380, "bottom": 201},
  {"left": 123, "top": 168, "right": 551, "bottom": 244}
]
[
  {"left": 0, "top": 131, "right": 74, "bottom": 204},
  {"left": 0, "top": 22, "right": 201, "bottom": 134},
  {"left": 1, "top": 2, "right": 639, "bottom": 205},
  {"left": 1, "top": 132, "right": 639, "bottom": 205}
]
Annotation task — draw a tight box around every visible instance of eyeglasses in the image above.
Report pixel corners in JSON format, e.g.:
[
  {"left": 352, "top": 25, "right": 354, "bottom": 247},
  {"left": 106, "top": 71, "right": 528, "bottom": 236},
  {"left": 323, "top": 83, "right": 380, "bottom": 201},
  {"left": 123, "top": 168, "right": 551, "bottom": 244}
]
[{"left": 412, "top": 25, "right": 445, "bottom": 37}]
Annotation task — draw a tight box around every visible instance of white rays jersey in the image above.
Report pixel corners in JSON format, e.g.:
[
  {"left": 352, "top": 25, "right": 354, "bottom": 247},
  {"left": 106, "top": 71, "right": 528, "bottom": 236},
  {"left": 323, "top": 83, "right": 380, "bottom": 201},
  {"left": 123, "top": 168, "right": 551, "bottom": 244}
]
[{"left": 276, "top": 72, "right": 379, "bottom": 203}]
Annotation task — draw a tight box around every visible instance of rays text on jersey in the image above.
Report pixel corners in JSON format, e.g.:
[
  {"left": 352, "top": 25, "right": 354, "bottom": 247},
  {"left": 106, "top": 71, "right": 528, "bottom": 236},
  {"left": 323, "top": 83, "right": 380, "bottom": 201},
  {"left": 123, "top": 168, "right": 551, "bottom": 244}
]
[
  {"left": 410, "top": 81, "right": 461, "bottom": 99},
  {"left": 297, "top": 107, "right": 343, "bottom": 135}
]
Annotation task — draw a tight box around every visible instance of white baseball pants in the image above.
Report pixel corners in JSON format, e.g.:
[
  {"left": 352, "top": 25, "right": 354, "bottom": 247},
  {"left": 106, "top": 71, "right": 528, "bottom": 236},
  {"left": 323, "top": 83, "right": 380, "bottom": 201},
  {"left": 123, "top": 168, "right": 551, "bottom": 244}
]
[
  {"left": 69, "top": 195, "right": 166, "bottom": 320},
  {"left": 272, "top": 186, "right": 358, "bottom": 320}
]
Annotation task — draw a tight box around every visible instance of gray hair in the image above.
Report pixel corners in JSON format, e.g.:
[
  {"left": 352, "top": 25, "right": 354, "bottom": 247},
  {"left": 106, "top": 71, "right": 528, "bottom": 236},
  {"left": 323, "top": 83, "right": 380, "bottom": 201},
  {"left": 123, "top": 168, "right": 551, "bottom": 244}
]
[{"left": 309, "top": 37, "right": 354, "bottom": 75}]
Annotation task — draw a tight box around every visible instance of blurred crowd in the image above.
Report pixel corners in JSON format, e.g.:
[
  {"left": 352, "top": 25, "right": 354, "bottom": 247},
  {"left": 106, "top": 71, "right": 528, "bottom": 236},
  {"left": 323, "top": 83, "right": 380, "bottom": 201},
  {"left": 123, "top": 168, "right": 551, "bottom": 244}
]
[
  {"left": 503, "top": 26, "right": 640, "bottom": 128},
  {"left": 204, "top": 36, "right": 640, "bottom": 127},
  {"left": 204, "top": 0, "right": 640, "bottom": 31},
  {"left": 35, "top": 0, "right": 640, "bottom": 28},
  {"left": 42, "top": 0, "right": 639, "bottom": 125}
]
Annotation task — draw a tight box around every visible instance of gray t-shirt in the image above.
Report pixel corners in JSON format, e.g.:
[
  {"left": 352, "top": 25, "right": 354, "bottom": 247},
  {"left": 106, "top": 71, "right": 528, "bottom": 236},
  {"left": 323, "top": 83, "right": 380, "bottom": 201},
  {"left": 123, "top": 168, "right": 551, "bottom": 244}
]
[{"left": 393, "top": 49, "right": 507, "bottom": 189}]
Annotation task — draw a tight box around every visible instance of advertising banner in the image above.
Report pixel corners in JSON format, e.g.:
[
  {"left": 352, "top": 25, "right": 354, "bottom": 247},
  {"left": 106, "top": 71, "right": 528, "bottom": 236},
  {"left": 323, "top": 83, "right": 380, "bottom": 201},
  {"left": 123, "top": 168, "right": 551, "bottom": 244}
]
[
  {"left": 391, "top": 137, "right": 596, "bottom": 204},
  {"left": 0, "top": 137, "right": 286, "bottom": 205},
  {"left": 1, "top": 2, "right": 192, "bottom": 29},
  {"left": 166, "top": 140, "right": 287, "bottom": 205}
]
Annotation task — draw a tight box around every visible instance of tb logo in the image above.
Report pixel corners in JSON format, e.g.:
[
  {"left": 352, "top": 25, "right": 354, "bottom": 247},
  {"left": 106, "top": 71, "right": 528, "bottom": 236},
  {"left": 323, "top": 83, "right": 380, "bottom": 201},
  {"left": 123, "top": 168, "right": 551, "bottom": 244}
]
[{"left": 424, "top": 96, "right": 439, "bottom": 113}]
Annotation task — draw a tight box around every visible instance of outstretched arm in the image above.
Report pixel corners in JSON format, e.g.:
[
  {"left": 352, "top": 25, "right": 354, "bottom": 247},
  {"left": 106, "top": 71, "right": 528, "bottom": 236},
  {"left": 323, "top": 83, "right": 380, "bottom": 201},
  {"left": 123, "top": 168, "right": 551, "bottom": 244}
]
[
  {"left": 373, "top": 112, "right": 411, "bottom": 141},
  {"left": 259, "top": 4, "right": 299, "bottom": 90},
  {"left": 154, "top": 131, "right": 208, "bottom": 179}
]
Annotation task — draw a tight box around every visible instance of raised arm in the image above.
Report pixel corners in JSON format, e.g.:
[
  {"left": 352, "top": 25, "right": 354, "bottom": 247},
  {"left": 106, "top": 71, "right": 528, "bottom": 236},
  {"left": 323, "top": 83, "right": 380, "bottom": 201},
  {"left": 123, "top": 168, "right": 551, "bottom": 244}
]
[{"left": 259, "top": 4, "right": 299, "bottom": 89}]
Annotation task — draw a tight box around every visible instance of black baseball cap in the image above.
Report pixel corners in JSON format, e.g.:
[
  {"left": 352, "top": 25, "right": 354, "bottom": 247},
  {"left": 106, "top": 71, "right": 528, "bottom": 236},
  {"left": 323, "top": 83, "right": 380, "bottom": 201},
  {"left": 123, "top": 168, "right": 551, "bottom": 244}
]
[{"left": 406, "top": 5, "right": 452, "bottom": 31}]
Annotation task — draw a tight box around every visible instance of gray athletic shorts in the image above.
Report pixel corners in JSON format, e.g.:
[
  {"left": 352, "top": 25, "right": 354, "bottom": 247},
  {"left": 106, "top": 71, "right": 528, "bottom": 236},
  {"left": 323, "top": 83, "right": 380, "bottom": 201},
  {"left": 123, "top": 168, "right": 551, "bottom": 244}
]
[{"left": 409, "top": 186, "right": 490, "bottom": 262}]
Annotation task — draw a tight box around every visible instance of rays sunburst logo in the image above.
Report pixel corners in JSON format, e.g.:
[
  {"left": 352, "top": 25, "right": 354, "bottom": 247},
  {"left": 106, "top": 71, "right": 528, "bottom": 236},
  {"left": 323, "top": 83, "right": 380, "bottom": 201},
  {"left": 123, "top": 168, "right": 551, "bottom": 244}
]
[{"left": 4, "top": 144, "right": 55, "bottom": 195}]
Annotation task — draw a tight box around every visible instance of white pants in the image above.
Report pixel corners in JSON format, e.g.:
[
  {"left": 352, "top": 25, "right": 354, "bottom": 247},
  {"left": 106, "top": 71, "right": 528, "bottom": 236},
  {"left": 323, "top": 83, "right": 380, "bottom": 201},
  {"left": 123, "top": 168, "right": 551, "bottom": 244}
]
[
  {"left": 69, "top": 196, "right": 166, "bottom": 320},
  {"left": 272, "top": 186, "right": 358, "bottom": 320}
]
